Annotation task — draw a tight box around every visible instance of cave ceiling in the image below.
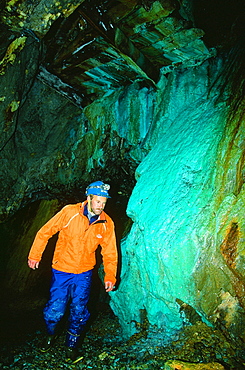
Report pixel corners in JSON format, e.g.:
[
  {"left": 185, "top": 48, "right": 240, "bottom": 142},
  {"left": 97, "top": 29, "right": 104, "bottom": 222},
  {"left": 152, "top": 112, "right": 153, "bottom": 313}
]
[
  {"left": 0, "top": 0, "right": 229, "bottom": 107},
  {"left": 0, "top": 0, "right": 244, "bottom": 107}
]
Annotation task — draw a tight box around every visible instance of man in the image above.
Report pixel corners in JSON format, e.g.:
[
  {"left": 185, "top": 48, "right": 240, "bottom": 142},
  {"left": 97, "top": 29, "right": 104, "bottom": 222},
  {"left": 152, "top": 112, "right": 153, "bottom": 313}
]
[{"left": 28, "top": 181, "right": 118, "bottom": 361}]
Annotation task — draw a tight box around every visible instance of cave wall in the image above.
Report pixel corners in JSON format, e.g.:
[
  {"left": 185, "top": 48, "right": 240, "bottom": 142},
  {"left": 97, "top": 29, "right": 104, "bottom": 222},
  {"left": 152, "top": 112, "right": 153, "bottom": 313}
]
[
  {"left": 0, "top": 199, "right": 60, "bottom": 295},
  {"left": 110, "top": 60, "right": 245, "bottom": 342},
  {"left": 0, "top": 34, "right": 142, "bottom": 219}
]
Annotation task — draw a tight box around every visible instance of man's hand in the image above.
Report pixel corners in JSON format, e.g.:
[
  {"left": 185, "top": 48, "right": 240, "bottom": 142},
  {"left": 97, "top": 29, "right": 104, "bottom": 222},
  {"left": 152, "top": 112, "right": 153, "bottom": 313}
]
[
  {"left": 105, "top": 281, "right": 115, "bottom": 292},
  {"left": 28, "top": 259, "right": 39, "bottom": 270}
]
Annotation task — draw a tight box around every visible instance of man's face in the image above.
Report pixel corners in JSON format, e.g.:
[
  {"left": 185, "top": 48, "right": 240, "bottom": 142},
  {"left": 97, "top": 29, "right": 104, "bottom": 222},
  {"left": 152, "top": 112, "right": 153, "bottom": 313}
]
[{"left": 88, "top": 195, "right": 107, "bottom": 215}]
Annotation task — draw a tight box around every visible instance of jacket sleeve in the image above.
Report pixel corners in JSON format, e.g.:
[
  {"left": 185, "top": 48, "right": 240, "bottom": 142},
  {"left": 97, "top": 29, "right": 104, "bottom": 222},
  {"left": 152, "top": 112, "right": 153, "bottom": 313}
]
[
  {"left": 100, "top": 216, "right": 118, "bottom": 285},
  {"left": 28, "top": 206, "right": 67, "bottom": 262}
]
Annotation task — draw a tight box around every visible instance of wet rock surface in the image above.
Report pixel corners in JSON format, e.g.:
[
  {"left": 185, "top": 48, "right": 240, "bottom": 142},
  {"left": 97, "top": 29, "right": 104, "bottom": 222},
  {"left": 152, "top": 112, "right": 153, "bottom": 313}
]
[
  {"left": 1, "top": 301, "right": 245, "bottom": 370},
  {"left": 1, "top": 2, "right": 245, "bottom": 367}
]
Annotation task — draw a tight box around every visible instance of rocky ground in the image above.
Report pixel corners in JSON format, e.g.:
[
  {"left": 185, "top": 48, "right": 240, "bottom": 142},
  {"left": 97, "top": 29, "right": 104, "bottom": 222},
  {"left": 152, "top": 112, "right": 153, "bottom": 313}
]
[{"left": 1, "top": 297, "right": 245, "bottom": 370}]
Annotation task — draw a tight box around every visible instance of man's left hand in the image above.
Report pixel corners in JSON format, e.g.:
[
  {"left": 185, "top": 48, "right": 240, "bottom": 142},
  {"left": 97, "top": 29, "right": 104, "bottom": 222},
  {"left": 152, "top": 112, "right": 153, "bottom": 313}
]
[{"left": 105, "top": 281, "right": 115, "bottom": 292}]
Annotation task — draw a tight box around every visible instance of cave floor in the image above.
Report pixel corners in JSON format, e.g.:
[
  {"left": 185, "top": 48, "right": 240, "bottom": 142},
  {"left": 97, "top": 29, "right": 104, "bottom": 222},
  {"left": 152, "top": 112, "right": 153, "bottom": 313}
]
[{"left": 1, "top": 301, "right": 245, "bottom": 370}]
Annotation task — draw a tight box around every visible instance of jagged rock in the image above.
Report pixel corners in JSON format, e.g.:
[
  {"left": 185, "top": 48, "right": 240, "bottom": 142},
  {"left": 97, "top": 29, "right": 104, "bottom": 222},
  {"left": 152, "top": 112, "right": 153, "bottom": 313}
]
[
  {"left": 164, "top": 360, "right": 224, "bottom": 370},
  {"left": 110, "top": 56, "right": 245, "bottom": 342},
  {"left": 0, "top": 0, "right": 83, "bottom": 36}
]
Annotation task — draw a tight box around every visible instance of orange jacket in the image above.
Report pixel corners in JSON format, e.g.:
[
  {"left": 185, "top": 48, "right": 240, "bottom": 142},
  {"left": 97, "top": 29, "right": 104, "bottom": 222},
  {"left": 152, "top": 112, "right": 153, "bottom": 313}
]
[{"left": 28, "top": 201, "right": 118, "bottom": 284}]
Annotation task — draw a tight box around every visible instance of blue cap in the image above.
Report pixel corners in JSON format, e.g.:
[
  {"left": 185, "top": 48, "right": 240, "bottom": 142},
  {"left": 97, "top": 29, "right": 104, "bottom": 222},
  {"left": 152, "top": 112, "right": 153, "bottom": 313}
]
[{"left": 86, "top": 181, "right": 111, "bottom": 198}]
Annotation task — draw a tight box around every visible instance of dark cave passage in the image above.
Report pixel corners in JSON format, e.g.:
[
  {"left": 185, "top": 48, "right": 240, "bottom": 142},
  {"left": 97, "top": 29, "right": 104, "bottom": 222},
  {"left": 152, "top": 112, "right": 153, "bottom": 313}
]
[
  {"left": 0, "top": 192, "right": 127, "bottom": 368},
  {"left": 0, "top": 184, "right": 129, "bottom": 340}
]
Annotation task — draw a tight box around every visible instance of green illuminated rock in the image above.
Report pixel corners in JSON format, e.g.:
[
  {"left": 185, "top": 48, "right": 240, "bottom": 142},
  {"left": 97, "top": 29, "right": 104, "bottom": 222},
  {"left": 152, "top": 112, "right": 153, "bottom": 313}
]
[{"left": 110, "top": 62, "right": 245, "bottom": 342}]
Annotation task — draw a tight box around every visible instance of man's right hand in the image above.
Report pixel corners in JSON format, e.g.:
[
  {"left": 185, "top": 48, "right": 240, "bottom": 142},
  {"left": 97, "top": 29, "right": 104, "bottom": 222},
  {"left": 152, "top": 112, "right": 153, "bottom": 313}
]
[{"left": 28, "top": 259, "right": 39, "bottom": 270}]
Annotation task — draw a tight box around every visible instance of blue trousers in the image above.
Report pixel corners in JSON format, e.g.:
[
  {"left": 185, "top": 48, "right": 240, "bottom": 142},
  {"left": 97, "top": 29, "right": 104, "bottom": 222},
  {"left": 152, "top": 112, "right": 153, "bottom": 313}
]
[{"left": 43, "top": 268, "right": 92, "bottom": 348}]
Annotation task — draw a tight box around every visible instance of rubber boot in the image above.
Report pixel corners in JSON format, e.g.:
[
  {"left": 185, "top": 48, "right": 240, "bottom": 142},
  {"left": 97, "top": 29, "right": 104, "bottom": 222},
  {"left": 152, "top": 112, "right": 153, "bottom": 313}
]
[
  {"left": 65, "top": 347, "right": 79, "bottom": 362},
  {"left": 40, "top": 334, "right": 57, "bottom": 352},
  {"left": 65, "top": 330, "right": 81, "bottom": 361}
]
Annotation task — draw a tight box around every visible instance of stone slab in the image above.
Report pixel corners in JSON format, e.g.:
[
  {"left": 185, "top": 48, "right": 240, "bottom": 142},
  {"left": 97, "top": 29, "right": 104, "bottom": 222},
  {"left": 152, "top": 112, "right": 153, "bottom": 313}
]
[{"left": 164, "top": 360, "right": 225, "bottom": 370}]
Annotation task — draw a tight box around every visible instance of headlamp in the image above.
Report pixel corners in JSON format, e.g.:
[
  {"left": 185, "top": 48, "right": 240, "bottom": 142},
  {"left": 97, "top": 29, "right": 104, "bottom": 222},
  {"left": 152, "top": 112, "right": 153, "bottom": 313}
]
[
  {"left": 86, "top": 183, "right": 110, "bottom": 191},
  {"left": 85, "top": 181, "right": 111, "bottom": 198}
]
